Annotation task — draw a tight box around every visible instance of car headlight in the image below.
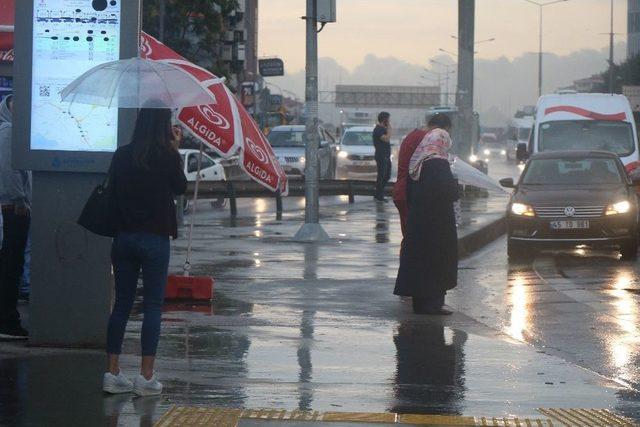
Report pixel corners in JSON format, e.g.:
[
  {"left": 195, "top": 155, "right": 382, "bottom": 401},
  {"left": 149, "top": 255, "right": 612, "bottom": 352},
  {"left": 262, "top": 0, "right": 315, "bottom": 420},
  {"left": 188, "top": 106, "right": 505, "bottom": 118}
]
[
  {"left": 606, "top": 200, "right": 631, "bottom": 216},
  {"left": 511, "top": 202, "right": 535, "bottom": 217},
  {"left": 300, "top": 156, "right": 306, "bottom": 163},
  {"left": 338, "top": 151, "right": 348, "bottom": 159},
  {"left": 469, "top": 155, "right": 478, "bottom": 163},
  {"left": 483, "top": 149, "right": 490, "bottom": 156},
  {"left": 501, "top": 150, "right": 507, "bottom": 155}
]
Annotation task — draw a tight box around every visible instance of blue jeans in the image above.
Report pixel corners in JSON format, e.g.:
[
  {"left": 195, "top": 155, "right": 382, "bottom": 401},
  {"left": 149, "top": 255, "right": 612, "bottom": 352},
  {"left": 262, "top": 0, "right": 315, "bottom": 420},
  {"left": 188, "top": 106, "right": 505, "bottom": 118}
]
[{"left": 107, "top": 232, "right": 170, "bottom": 356}]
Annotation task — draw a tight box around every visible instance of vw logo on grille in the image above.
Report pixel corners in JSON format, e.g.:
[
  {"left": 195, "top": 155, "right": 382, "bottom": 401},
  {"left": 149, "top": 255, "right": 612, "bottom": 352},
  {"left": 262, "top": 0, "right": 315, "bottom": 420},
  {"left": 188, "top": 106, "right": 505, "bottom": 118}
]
[{"left": 564, "top": 206, "right": 576, "bottom": 217}]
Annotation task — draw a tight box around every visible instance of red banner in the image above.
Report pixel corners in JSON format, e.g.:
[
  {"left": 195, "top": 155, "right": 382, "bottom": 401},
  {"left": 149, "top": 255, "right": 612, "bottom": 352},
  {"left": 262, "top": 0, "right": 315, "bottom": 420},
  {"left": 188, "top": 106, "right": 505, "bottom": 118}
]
[{"left": 0, "top": 0, "right": 15, "bottom": 54}]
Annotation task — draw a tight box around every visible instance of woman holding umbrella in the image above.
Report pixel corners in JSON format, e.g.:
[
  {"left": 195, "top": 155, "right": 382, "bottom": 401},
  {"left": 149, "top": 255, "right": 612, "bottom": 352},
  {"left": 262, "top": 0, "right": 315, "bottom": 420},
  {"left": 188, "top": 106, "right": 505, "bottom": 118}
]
[
  {"left": 102, "top": 104, "right": 187, "bottom": 396},
  {"left": 394, "top": 127, "right": 459, "bottom": 315}
]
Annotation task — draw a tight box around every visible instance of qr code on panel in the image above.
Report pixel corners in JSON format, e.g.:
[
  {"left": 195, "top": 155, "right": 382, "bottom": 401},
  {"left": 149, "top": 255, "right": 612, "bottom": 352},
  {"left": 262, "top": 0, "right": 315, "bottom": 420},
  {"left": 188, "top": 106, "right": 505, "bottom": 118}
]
[{"left": 39, "top": 85, "right": 50, "bottom": 97}]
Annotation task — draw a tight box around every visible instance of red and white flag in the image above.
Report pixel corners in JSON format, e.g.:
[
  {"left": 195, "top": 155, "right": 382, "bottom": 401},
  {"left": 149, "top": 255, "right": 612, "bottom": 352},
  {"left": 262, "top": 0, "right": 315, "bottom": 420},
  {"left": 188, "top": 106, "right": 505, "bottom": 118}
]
[{"left": 140, "top": 32, "right": 288, "bottom": 194}]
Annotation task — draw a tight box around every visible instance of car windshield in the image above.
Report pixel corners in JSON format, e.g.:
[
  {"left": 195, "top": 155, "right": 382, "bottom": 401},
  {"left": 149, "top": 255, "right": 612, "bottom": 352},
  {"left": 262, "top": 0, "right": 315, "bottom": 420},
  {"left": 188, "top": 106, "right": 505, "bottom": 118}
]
[
  {"left": 518, "top": 128, "right": 531, "bottom": 141},
  {"left": 341, "top": 131, "right": 373, "bottom": 146},
  {"left": 539, "top": 120, "right": 635, "bottom": 156},
  {"left": 522, "top": 158, "right": 623, "bottom": 185},
  {"left": 268, "top": 130, "right": 307, "bottom": 147}
]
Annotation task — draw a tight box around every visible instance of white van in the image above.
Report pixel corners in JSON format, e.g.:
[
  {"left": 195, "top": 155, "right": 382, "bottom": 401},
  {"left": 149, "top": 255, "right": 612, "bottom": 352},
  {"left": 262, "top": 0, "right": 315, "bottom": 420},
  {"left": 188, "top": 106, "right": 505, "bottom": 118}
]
[
  {"left": 521, "top": 94, "right": 640, "bottom": 174},
  {"left": 507, "top": 117, "right": 533, "bottom": 161}
]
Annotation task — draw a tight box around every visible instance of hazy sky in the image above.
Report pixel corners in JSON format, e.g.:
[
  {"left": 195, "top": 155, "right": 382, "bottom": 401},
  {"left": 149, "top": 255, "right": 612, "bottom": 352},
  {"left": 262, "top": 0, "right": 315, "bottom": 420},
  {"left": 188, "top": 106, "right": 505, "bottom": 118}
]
[{"left": 259, "top": 0, "right": 628, "bottom": 73}]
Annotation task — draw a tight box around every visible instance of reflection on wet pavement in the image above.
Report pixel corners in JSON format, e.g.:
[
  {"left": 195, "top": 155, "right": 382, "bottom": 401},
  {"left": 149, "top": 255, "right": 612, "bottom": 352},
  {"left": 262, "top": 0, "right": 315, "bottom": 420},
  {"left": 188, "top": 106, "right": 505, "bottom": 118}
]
[
  {"left": 456, "top": 240, "right": 640, "bottom": 421},
  {"left": 5, "top": 164, "right": 640, "bottom": 425}
]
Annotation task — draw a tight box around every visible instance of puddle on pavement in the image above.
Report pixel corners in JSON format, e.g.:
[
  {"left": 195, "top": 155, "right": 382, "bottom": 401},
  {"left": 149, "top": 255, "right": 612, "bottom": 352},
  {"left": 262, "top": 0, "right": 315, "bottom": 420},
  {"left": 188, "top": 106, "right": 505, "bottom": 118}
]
[{"left": 2, "top": 312, "right": 639, "bottom": 426}]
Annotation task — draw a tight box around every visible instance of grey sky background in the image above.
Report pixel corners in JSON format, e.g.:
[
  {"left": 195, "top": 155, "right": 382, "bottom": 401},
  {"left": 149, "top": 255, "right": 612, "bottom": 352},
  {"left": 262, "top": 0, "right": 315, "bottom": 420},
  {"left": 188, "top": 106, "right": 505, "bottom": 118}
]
[{"left": 258, "top": 0, "right": 629, "bottom": 126}]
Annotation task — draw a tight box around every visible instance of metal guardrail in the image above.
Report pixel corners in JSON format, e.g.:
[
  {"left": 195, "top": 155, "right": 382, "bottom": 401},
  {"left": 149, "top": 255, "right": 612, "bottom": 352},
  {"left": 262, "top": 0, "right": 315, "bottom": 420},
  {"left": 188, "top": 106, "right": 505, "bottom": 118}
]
[
  {"left": 183, "top": 179, "right": 486, "bottom": 220},
  {"left": 185, "top": 179, "right": 391, "bottom": 218}
]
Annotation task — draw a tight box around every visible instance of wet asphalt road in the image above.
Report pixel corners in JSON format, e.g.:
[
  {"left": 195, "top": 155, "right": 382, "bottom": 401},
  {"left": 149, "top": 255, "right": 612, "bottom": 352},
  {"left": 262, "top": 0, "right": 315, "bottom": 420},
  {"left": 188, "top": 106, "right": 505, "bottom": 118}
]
[{"left": 3, "top": 157, "right": 640, "bottom": 425}]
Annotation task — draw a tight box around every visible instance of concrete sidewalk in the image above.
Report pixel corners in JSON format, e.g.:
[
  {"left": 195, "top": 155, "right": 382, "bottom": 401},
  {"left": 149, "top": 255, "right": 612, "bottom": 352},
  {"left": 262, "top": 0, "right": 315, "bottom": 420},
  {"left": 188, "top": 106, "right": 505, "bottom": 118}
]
[{"left": 3, "top": 192, "right": 637, "bottom": 426}]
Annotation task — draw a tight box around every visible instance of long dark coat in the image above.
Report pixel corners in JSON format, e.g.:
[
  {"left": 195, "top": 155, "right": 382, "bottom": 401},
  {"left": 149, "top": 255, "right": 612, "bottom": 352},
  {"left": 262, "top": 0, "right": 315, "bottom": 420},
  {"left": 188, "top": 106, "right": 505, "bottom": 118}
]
[{"left": 394, "top": 158, "right": 459, "bottom": 298}]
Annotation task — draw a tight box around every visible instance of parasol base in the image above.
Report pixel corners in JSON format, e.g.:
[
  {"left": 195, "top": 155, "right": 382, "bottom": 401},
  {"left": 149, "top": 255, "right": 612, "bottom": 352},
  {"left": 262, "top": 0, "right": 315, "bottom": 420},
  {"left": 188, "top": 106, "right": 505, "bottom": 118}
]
[{"left": 293, "top": 223, "right": 330, "bottom": 243}]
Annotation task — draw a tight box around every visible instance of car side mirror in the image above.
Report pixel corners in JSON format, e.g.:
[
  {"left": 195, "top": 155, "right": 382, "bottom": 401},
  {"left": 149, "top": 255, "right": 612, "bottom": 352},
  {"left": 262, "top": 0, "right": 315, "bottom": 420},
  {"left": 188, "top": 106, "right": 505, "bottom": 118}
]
[{"left": 500, "top": 178, "right": 516, "bottom": 188}]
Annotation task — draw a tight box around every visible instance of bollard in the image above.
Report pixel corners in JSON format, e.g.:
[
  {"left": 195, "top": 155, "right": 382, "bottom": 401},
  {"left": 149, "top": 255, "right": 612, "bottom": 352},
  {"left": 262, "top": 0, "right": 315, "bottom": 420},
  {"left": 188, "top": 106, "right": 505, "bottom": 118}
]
[
  {"left": 227, "top": 181, "right": 238, "bottom": 217},
  {"left": 348, "top": 181, "right": 355, "bottom": 204},
  {"left": 276, "top": 191, "right": 283, "bottom": 220}
]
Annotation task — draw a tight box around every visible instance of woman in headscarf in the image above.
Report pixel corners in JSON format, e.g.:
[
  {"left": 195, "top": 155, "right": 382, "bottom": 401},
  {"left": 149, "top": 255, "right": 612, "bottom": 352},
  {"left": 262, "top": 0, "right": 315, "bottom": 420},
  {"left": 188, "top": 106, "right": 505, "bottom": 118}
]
[{"left": 394, "top": 123, "right": 459, "bottom": 315}]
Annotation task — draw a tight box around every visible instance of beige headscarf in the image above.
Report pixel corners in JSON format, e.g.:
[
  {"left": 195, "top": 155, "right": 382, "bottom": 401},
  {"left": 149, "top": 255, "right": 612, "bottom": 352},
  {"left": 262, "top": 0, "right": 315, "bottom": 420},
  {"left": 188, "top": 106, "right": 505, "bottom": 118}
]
[{"left": 408, "top": 128, "right": 453, "bottom": 181}]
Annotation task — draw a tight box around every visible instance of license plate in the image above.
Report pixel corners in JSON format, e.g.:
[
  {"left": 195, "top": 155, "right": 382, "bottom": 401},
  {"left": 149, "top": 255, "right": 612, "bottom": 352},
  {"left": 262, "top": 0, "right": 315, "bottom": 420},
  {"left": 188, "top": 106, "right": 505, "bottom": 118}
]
[
  {"left": 550, "top": 220, "right": 590, "bottom": 230},
  {"left": 353, "top": 161, "right": 372, "bottom": 166}
]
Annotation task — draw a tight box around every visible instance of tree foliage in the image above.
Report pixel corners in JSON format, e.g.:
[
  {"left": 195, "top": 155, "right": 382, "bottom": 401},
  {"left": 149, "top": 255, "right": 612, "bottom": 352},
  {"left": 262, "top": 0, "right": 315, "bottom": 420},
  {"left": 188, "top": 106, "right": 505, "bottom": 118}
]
[
  {"left": 142, "top": 0, "right": 238, "bottom": 78},
  {"left": 594, "top": 55, "right": 640, "bottom": 93}
]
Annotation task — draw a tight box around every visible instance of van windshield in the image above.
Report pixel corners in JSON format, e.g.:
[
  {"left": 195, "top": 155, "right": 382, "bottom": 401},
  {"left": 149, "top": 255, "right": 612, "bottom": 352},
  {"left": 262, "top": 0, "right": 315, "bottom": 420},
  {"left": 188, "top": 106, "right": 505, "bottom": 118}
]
[
  {"left": 538, "top": 120, "right": 635, "bottom": 156},
  {"left": 518, "top": 128, "right": 531, "bottom": 141}
]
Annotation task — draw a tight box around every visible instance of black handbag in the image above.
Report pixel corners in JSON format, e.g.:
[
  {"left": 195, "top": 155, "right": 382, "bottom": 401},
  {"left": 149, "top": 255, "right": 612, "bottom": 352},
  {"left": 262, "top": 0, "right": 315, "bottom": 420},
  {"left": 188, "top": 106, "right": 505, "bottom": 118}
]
[{"left": 77, "top": 163, "right": 116, "bottom": 237}]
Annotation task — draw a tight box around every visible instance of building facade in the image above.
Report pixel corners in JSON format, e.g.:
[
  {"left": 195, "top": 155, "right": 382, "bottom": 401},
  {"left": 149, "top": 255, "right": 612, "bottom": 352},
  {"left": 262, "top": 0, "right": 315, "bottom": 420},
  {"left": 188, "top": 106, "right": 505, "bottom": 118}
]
[
  {"left": 629, "top": 0, "right": 640, "bottom": 58},
  {"left": 221, "top": 0, "right": 259, "bottom": 87}
]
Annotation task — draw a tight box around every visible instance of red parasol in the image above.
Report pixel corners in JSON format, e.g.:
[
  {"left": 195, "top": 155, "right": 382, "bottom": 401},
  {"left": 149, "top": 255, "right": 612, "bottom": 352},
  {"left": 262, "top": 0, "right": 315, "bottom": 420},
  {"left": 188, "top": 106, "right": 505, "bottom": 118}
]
[
  {"left": 140, "top": 32, "right": 288, "bottom": 194},
  {"left": 0, "top": 0, "right": 15, "bottom": 61}
]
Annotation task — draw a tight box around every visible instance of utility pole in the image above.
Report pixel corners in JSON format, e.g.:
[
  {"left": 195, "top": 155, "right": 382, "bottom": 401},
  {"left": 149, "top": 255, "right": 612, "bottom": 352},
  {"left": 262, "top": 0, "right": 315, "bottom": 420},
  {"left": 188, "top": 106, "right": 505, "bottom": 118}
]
[
  {"left": 456, "top": 0, "right": 475, "bottom": 160},
  {"left": 294, "top": 0, "right": 329, "bottom": 242},
  {"left": 608, "top": 0, "right": 615, "bottom": 93}
]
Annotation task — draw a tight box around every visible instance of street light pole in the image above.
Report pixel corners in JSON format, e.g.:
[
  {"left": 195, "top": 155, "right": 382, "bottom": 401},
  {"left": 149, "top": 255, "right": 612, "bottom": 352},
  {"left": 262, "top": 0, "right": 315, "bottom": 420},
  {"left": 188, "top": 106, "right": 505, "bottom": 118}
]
[
  {"left": 294, "top": 0, "right": 329, "bottom": 242},
  {"left": 608, "top": 0, "right": 615, "bottom": 93},
  {"left": 538, "top": 5, "right": 543, "bottom": 98},
  {"left": 523, "top": 0, "right": 570, "bottom": 98},
  {"left": 456, "top": 0, "right": 475, "bottom": 160}
]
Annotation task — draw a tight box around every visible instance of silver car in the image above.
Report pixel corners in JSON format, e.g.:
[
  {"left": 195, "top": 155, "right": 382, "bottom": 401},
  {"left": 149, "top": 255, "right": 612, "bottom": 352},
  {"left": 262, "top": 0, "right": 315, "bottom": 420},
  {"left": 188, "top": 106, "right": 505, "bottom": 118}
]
[{"left": 267, "top": 125, "right": 336, "bottom": 179}]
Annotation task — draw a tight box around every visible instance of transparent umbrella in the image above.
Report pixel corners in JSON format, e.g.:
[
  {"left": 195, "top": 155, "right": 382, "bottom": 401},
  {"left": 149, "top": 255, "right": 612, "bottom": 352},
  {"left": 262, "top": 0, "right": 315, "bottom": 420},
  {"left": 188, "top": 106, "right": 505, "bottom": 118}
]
[
  {"left": 451, "top": 157, "right": 508, "bottom": 193},
  {"left": 60, "top": 57, "right": 223, "bottom": 109}
]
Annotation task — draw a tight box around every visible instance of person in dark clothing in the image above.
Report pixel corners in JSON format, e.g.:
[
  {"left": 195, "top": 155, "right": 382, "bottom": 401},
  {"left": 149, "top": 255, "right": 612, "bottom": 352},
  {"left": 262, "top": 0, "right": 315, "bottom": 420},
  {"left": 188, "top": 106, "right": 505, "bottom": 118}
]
[
  {"left": 103, "top": 105, "right": 187, "bottom": 397},
  {"left": 393, "top": 114, "right": 452, "bottom": 238},
  {"left": 394, "top": 128, "right": 459, "bottom": 315},
  {"left": 0, "top": 95, "right": 31, "bottom": 339},
  {"left": 392, "top": 320, "right": 467, "bottom": 414},
  {"left": 373, "top": 111, "right": 392, "bottom": 202}
]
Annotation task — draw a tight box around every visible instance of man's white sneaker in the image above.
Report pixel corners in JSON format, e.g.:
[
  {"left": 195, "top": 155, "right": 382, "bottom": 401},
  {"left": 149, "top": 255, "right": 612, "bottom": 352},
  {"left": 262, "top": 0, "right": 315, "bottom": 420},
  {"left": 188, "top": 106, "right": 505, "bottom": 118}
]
[
  {"left": 103, "top": 372, "right": 134, "bottom": 394},
  {"left": 133, "top": 374, "right": 163, "bottom": 396}
]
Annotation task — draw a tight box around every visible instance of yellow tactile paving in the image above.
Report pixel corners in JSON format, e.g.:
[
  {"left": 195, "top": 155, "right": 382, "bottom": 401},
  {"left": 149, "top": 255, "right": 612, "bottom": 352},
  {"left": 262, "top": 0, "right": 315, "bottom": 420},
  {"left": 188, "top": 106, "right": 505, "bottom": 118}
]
[
  {"left": 537, "top": 408, "right": 637, "bottom": 426},
  {"left": 399, "top": 413, "right": 477, "bottom": 425},
  {"left": 154, "top": 406, "right": 241, "bottom": 427},
  {"left": 154, "top": 406, "right": 637, "bottom": 427}
]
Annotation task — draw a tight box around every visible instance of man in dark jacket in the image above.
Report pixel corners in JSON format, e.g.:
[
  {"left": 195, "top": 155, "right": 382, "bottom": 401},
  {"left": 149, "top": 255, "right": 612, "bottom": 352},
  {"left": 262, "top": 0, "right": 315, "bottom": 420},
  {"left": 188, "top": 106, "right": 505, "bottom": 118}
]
[
  {"left": 0, "top": 95, "right": 31, "bottom": 339},
  {"left": 373, "top": 112, "right": 392, "bottom": 202}
]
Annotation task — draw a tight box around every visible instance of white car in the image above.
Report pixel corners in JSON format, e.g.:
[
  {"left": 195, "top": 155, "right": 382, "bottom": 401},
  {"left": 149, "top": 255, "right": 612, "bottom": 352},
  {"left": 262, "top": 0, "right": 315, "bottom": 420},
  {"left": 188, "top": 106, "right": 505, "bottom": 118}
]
[
  {"left": 267, "top": 125, "right": 336, "bottom": 179},
  {"left": 337, "top": 126, "right": 378, "bottom": 177},
  {"left": 179, "top": 149, "right": 227, "bottom": 211}
]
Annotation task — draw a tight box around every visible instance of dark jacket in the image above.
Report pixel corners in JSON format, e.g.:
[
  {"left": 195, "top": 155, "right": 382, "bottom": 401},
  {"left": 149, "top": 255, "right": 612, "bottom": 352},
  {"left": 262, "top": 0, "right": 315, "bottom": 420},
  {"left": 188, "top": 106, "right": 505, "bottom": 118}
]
[
  {"left": 0, "top": 96, "right": 32, "bottom": 210},
  {"left": 394, "top": 158, "right": 459, "bottom": 298},
  {"left": 110, "top": 144, "right": 187, "bottom": 239}
]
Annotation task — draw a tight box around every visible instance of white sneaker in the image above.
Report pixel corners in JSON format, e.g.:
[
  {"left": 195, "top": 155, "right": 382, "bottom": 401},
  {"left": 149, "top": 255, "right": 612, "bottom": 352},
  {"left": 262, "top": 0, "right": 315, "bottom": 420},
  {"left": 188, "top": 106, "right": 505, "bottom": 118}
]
[
  {"left": 133, "top": 373, "right": 163, "bottom": 396},
  {"left": 103, "top": 372, "right": 134, "bottom": 394}
]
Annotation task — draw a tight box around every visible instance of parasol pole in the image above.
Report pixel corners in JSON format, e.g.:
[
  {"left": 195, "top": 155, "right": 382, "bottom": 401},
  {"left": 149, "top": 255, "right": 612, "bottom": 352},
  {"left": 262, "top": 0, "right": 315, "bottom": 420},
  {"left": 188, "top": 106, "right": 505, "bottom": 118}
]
[{"left": 183, "top": 140, "right": 205, "bottom": 276}]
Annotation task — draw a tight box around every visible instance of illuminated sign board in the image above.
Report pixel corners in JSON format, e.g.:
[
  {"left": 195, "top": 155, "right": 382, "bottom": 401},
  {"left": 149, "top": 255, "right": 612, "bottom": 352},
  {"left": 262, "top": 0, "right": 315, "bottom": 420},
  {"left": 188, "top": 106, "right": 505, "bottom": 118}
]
[{"left": 30, "top": 0, "right": 121, "bottom": 152}]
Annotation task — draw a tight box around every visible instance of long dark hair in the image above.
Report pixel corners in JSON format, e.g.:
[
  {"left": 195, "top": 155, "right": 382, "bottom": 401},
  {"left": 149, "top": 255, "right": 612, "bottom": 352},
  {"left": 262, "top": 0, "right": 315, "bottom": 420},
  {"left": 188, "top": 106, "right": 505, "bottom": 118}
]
[{"left": 131, "top": 104, "right": 174, "bottom": 169}]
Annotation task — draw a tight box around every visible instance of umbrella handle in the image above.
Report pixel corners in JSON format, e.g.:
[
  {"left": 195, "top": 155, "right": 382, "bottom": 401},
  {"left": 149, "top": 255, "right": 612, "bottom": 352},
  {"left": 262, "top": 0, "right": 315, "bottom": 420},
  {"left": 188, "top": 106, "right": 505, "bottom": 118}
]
[{"left": 182, "top": 261, "right": 191, "bottom": 277}]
